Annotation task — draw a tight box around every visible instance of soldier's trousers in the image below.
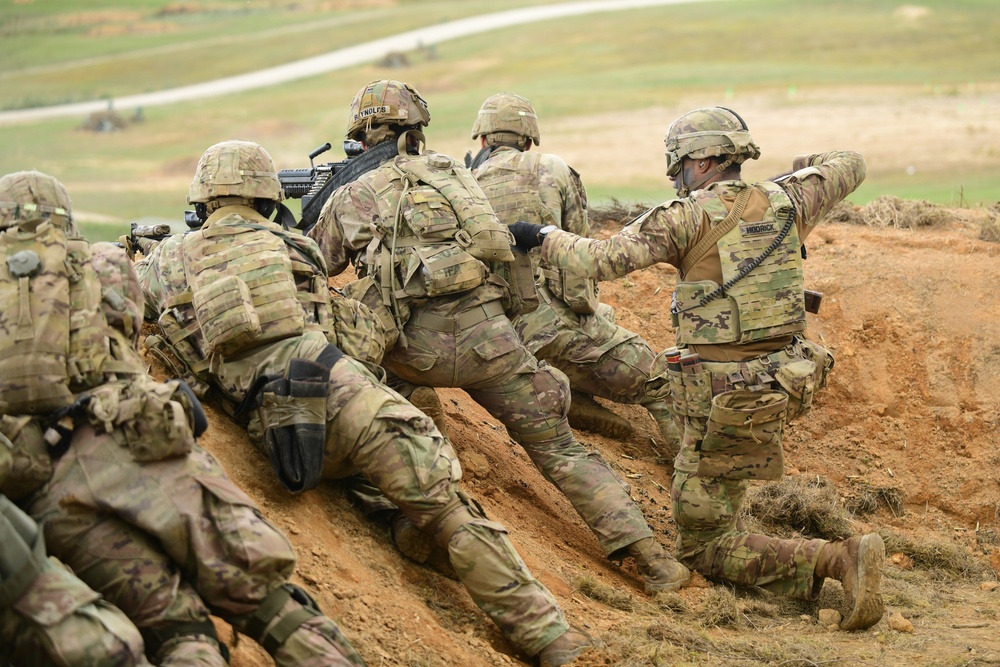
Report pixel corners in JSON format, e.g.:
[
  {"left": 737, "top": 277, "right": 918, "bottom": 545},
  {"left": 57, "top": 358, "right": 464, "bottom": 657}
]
[
  {"left": 319, "top": 354, "right": 567, "bottom": 657},
  {"left": 515, "top": 292, "right": 674, "bottom": 433},
  {"left": 385, "top": 300, "right": 653, "bottom": 558},
  {"left": 0, "top": 494, "right": 150, "bottom": 667},
  {"left": 670, "top": 415, "right": 826, "bottom": 599},
  {"left": 25, "top": 425, "right": 362, "bottom": 667}
]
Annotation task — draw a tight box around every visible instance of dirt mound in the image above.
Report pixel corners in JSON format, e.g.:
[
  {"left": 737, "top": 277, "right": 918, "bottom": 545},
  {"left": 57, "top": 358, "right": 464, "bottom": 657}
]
[{"left": 146, "top": 202, "right": 1000, "bottom": 666}]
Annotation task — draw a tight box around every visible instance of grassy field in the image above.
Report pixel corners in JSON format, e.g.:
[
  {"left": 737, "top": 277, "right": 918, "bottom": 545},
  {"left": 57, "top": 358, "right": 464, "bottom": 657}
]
[{"left": 1, "top": 0, "right": 998, "bottom": 242}]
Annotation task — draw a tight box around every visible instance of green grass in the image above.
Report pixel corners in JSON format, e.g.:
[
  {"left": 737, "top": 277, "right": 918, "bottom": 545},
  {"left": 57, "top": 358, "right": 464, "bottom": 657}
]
[{"left": 2, "top": 0, "right": 999, "bottom": 240}]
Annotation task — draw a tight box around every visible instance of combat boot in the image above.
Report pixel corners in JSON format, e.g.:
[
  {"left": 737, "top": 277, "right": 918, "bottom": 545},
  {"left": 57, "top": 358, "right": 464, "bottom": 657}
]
[
  {"left": 537, "top": 627, "right": 598, "bottom": 667},
  {"left": 567, "top": 391, "right": 633, "bottom": 440},
  {"left": 409, "top": 386, "right": 449, "bottom": 438},
  {"left": 626, "top": 537, "right": 690, "bottom": 594},
  {"left": 814, "top": 534, "right": 885, "bottom": 630}
]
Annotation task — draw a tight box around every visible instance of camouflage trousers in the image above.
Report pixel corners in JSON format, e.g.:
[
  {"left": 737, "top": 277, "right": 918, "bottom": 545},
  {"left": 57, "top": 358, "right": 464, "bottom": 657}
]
[
  {"left": 385, "top": 298, "right": 653, "bottom": 558},
  {"left": 671, "top": 416, "right": 825, "bottom": 600},
  {"left": 515, "top": 288, "right": 674, "bottom": 436},
  {"left": 1, "top": 495, "right": 150, "bottom": 667},
  {"left": 25, "top": 424, "right": 363, "bottom": 667}
]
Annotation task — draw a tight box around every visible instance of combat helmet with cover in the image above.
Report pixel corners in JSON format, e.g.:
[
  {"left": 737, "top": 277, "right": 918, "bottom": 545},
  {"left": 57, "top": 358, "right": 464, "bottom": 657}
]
[
  {"left": 347, "top": 79, "right": 430, "bottom": 147},
  {"left": 187, "top": 139, "right": 283, "bottom": 211},
  {"left": 0, "top": 170, "right": 74, "bottom": 234},
  {"left": 471, "top": 93, "right": 540, "bottom": 148},
  {"left": 664, "top": 106, "right": 761, "bottom": 195}
]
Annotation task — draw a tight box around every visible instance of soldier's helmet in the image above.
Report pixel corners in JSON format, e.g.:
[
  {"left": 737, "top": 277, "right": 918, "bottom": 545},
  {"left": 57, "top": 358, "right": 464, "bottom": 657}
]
[
  {"left": 346, "top": 79, "right": 431, "bottom": 143},
  {"left": 187, "top": 140, "right": 282, "bottom": 205},
  {"left": 0, "top": 170, "right": 74, "bottom": 233},
  {"left": 663, "top": 107, "right": 761, "bottom": 177},
  {"left": 471, "top": 93, "right": 541, "bottom": 147}
]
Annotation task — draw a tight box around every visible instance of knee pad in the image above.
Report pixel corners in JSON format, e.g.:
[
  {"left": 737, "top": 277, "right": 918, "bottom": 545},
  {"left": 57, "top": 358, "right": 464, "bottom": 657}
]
[
  {"left": 243, "top": 583, "right": 322, "bottom": 656},
  {"left": 423, "top": 491, "right": 487, "bottom": 550}
]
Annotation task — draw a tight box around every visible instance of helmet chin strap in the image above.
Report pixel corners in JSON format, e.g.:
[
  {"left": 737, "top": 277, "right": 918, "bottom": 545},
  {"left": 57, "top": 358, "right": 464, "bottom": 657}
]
[{"left": 677, "top": 156, "right": 735, "bottom": 197}]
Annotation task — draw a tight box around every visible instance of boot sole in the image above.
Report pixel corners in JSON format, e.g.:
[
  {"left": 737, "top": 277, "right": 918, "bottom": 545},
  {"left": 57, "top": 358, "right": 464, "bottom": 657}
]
[{"left": 840, "top": 534, "right": 886, "bottom": 630}]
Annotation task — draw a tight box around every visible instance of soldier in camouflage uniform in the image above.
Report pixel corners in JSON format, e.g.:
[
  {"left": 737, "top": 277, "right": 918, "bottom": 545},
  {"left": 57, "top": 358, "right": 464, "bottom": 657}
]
[
  {"left": 510, "top": 107, "right": 885, "bottom": 630},
  {"left": 0, "top": 170, "right": 365, "bottom": 667},
  {"left": 469, "top": 92, "right": 678, "bottom": 448},
  {"left": 137, "top": 140, "right": 587, "bottom": 666},
  {"left": 1, "top": 434, "right": 151, "bottom": 667},
  {"left": 308, "top": 79, "right": 689, "bottom": 620}
]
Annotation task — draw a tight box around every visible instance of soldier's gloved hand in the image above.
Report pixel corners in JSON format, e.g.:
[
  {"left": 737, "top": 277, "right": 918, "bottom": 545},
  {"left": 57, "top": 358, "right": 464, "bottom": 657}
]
[
  {"left": 118, "top": 234, "right": 137, "bottom": 260},
  {"left": 509, "top": 221, "right": 545, "bottom": 253}
]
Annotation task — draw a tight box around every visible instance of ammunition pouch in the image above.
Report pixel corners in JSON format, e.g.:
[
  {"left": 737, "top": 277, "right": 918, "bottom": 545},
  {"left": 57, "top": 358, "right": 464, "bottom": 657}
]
[
  {"left": 84, "top": 377, "right": 200, "bottom": 463},
  {"left": 697, "top": 389, "right": 788, "bottom": 481},
  {"left": 541, "top": 265, "right": 599, "bottom": 315},
  {"left": 492, "top": 250, "right": 539, "bottom": 318},
  {"left": 341, "top": 275, "right": 402, "bottom": 352},
  {"left": 257, "top": 348, "right": 342, "bottom": 493}
]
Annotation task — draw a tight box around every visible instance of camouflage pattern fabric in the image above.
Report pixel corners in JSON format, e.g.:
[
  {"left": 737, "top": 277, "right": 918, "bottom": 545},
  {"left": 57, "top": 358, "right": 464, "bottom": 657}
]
[
  {"left": 473, "top": 145, "right": 675, "bottom": 444},
  {"left": 1, "top": 492, "right": 150, "bottom": 667},
  {"left": 541, "top": 151, "right": 867, "bottom": 362},
  {"left": 312, "top": 154, "right": 659, "bottom": 559},
  {"left": 141, "top": 210, "right": 569, "bottom": 658},
  {"left": 539, "top": 151, "right": 866, "bottom": 597},
  {"left": 90, "top": 241, "right": 145, "bottom": 347}
]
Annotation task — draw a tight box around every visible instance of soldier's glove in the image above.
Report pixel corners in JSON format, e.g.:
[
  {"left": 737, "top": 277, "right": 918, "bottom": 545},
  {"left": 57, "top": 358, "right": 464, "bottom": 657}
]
[
  {"left": 118, "top": 234, "right": 138, "bottom": 261},
  {"left": 509, "top": 221, "right": 545, "bottom": 253}
]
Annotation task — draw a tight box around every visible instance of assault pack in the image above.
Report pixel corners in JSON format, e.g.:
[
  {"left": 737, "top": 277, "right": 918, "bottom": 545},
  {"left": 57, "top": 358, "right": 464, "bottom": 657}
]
[{"left": 353, "top": 152, "right": 515, "bottom": 332}]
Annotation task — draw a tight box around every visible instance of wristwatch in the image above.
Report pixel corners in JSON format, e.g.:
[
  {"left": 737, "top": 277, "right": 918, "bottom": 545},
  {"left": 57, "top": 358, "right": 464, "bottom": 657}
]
[{"left": 537, "top": 224, "right": 558, "bottom": 244}]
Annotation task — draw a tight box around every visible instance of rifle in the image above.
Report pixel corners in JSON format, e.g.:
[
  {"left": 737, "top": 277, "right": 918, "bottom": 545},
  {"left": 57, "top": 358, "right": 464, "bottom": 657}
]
[
  {"left": 119, "top": 210, "right": 201, "bottom": 259},
  {"left": 278, "top": 140, "right": 364, "bottom": 233}
]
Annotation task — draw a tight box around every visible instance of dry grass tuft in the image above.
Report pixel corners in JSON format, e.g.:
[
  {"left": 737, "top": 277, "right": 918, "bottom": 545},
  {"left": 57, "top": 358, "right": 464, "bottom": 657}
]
[
  {"left": 742, "top": 475, "right": 855, "bottom": 540},
  {"left": 574, "top": 574, "right": 635, "bottom": 611},
  {"left": 879, "top": 529, "right": 988, "bottom": 580},
  {"left": 588, "top": 198, "right": 654, "bottom": 232},
  {"left": 979, "top": 205, "right": 1000, "bottom": 242},
  {"left": 846, "top": 481, "right": 904, "bottom": 517},
  {"left": 823, "top": 199, "right": 865, "bottom": 225},
  {"left": 860, "top": 195, "right": 952, "bottom": 229}
]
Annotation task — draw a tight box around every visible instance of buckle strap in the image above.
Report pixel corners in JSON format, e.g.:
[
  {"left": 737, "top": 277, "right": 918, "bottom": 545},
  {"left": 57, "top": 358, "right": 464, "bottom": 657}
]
[{"left": 409, "top": 300, "right": 505, "bottom": 333}]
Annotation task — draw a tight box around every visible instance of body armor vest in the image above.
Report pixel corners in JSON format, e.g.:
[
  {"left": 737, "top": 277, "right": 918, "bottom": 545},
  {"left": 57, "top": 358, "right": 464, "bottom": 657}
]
[
  {"left": 158, "top": 212, "right": 332, "bottom": 379},
  {"left": 359, "top": 152, "right": 513, "bottom": 321},
  {"left": 672, "top": 182, "right": 805, "bottom": 345},
  {"left": 0, "top": 223, "right": 135, "bottom": 415}
]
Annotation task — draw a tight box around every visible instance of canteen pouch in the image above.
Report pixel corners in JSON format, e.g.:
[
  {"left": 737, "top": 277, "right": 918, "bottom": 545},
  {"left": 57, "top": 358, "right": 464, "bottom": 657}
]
[
  {"left": 697, "top": 389, "right": 788, "bottom": 481},
  {"left": 329, "top": 293, "right": 388, "bottom": 366},
  {"left": 191, "top": 273, "right": 261, "bottom": 355},
  {"left": 257, "top": 356, "right": 339, "bottom": 494},
  {"left": 86, "top": 378, "right": 198, "bottom": 462},
  {"left": 774, "top": 358, "right": 817, "bottom": 422}
]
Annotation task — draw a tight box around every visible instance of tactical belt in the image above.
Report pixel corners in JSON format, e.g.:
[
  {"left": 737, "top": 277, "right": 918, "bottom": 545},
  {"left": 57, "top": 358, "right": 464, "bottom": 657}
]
[{"left": 407, "top": 300, "right": 505, "bottom": 333}]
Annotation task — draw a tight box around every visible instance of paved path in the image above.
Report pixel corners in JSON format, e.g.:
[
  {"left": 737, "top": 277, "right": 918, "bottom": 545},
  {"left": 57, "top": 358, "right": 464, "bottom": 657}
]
[{"left": 0, "top": 0, "right": 713, "bottom": 125}]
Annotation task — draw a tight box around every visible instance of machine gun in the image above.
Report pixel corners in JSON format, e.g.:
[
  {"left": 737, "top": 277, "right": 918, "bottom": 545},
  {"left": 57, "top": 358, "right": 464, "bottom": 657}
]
[
  {"left": 119, "top": 209, "right": 202, "bottom": 259},
  {"left": 278, "top": 140, "right": 364, "bottom": 233}
]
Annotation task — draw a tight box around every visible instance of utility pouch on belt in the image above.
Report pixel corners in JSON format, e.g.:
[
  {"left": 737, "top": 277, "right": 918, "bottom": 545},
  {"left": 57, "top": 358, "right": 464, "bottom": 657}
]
[
  {"left": 329, "top": 292, "right": 388, "bottom": 366},
  {"left": 542, "top": 266, "right": 599, "bottom": 315},
  {"left": 258, "top": 350, "right": 341, "bottom": 493},
  {"left": 697, "top": 389, "right": 788, "bottom": 481},
  {"left": 775, "top": 359, "right": 817, "bottom": 422},
  {"left": 493, "top": 250, "right": 538, "bottom": 318},
  {"left": 86, "top": 377, "right": 200, "bottom": 462}
]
